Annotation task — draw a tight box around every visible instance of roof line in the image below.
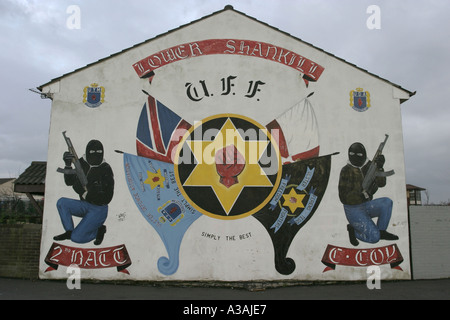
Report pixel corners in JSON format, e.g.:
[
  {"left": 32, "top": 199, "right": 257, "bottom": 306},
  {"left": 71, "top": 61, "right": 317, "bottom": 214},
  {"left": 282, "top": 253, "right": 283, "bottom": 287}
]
[{"left": 37, "top": 5, "right": 415, "bottom": 99}]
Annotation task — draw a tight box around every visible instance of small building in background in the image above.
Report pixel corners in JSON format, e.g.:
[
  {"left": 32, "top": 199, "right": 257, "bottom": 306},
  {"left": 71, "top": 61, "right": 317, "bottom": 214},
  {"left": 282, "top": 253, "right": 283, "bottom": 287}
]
[
  {"left": 0, "top": 162, "right": 45, "bottom": 218},
  {"left": 407, "top": 184, "right": 427, "bottom": 206}
]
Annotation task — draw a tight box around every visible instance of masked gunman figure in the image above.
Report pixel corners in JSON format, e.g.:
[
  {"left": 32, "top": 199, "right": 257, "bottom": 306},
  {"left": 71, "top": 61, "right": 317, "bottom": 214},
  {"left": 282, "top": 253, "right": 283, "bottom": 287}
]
[
  {"left": 338, "top": 142, "right": 398, "bottom": 246},
  {"left": 54, "top": 140, "right": 114, "bottom": 245}
]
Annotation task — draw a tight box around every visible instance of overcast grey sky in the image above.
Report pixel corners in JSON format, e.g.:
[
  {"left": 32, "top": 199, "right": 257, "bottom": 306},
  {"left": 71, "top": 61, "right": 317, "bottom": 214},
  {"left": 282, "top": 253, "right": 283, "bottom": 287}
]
[{"left": 1, "top": 0, "right": 449, "bottom": 204}]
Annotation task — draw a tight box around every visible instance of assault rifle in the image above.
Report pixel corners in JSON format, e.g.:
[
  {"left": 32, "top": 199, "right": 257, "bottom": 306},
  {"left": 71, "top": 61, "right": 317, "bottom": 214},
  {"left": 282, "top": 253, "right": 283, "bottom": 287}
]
[
  {"left": 362, "top": 134, "right": 395, "bottom": 199},
  {"left": 57, "top": 131, "right": 88, "bottom": 191}
]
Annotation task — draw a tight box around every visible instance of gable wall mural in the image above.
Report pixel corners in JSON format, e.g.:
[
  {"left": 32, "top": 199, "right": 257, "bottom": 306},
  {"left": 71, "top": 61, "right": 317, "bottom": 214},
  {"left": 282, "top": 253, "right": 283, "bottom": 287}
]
[{"left": 39, "top": 9, "right": 412, "bottom": 282}]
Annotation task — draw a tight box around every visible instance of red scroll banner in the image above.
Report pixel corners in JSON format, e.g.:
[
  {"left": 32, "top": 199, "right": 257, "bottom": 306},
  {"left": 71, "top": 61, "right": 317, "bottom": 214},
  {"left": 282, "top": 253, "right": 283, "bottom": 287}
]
[
  {"left": 133, "top": 39, "right": 324, "bottom": 84},
  {"left": 321, "top": 244, "right": 404, "bottom": 272},
  {"left": 44, "top": 242, "right": 132, "bottom": 274}
]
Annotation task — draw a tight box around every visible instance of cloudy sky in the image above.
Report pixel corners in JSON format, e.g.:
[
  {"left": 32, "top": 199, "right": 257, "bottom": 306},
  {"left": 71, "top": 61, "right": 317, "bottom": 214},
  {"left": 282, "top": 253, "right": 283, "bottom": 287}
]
[{"left": 0, "top": 0, "right": 449, "bottom": 204}]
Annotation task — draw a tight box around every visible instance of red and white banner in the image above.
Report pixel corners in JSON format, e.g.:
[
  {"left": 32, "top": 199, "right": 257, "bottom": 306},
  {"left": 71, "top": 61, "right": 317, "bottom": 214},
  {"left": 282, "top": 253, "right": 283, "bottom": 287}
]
[
  {"left": 44, "top": 242, "right": 132, "bottom": 274},
  {"left": 133, "top": 39, "right": 324, "bottom": 83},
  {"left": 321, "top": 244, "right": 404, "bottom": 272}
]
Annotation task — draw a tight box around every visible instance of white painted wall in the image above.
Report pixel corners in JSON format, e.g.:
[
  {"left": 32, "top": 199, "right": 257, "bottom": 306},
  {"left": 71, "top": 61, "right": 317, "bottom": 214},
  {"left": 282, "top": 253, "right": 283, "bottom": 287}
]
[{"left": 39, "top": 9, "right": 412, "bottom": 282}]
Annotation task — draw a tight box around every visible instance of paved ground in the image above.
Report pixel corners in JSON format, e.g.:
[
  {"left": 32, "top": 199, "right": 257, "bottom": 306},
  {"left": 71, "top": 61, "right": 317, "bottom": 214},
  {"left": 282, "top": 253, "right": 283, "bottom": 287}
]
[{"left": 0, "top": 277, "right": 449, "bottom": 300}]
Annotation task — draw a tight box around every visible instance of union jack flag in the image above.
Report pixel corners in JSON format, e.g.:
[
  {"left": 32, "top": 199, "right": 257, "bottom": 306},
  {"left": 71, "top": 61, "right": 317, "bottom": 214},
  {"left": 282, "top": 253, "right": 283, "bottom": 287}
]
[{"left": 136, "top": 95, "right": 191, "bottom": 163}]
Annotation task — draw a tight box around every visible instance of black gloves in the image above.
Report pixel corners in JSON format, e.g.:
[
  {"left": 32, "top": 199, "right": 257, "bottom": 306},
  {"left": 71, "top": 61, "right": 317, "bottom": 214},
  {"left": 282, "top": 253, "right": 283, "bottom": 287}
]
[{"left": 63, "top": 151, "right": 74, "bottom": 167}]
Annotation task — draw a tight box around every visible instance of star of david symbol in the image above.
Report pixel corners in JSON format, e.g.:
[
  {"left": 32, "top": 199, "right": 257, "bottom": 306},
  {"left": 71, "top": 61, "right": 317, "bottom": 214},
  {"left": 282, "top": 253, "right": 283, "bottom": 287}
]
[
  {"left": 282, "top": 188, "right": 305, "bottom": 213},
  {"left": 144, "top": 169, "right": 165, "bottom": 189},
  {"left": 174, "top": 114, "right": 281, "bottom": 220}
]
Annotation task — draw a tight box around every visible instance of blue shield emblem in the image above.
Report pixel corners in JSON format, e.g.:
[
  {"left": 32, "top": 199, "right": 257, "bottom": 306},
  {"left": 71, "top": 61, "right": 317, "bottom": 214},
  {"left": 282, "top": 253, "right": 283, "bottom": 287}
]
[
  {"left": 83, "top": 83, "right": 104, "bottom": 108},
  {"left": 159, "top": 200, "right": 184, "bottom": 226},
  {"left": 350, "top": 88, "right": 370, "bottom": 112}
]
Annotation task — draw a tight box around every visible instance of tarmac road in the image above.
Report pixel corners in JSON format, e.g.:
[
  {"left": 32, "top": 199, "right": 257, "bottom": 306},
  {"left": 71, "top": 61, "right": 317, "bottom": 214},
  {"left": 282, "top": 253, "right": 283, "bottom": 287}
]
[{"left": 0, "top": 277, "right": 449, "bottom": 300}]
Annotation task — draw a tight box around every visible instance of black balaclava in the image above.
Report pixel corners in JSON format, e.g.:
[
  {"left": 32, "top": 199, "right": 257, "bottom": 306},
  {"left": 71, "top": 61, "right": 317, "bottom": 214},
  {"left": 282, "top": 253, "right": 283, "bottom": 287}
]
[
  {"left": 86, "top": 140, "right": 104, "bottom": 166},
  {"left": 348, "top": 142, "right": 367, "bottom": 167}
]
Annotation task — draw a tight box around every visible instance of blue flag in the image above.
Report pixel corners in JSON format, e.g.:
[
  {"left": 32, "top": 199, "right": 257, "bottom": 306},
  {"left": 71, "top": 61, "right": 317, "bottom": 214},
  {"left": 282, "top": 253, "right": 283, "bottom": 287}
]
[{"left": 123, "top": 152, "right": 202, "bottom": 275}]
